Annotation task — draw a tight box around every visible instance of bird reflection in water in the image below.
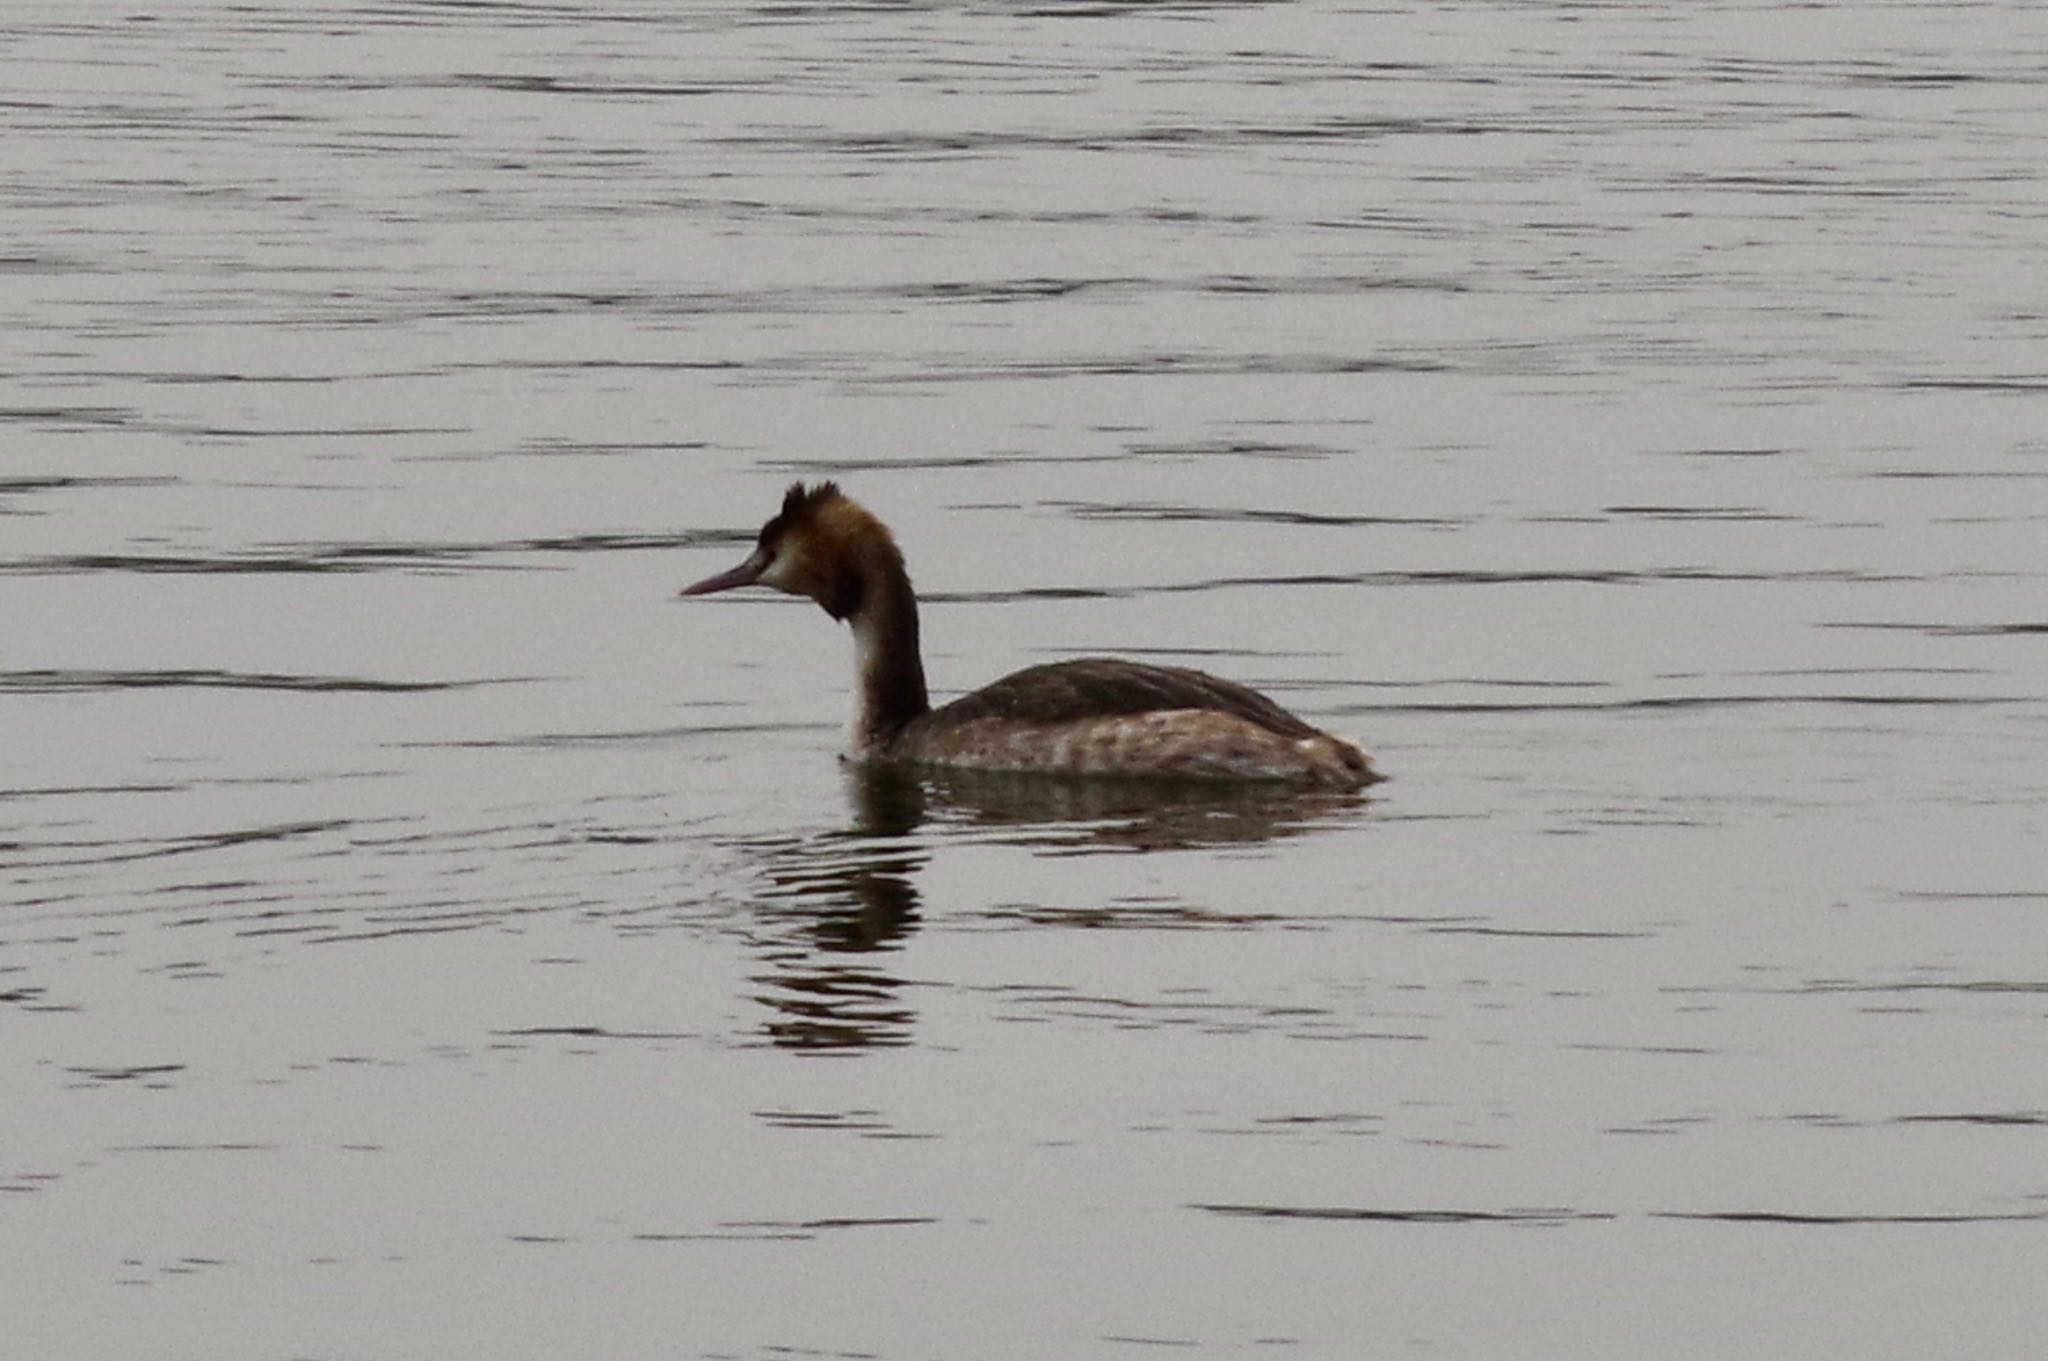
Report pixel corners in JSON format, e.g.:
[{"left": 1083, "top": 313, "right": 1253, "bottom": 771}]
[
  {"left": 746, "top": 767, "right": 1372, "bottom": 1050},
  {"left": 910, "top": 765, "right": 1371, "bottom": 853},
  {"left": 747, "top": 770, "right": 929, "bottom": 1052}
]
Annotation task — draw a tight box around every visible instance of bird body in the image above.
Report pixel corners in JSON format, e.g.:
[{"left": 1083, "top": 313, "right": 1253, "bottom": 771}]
[{"left": 682, "top": 483, "right": 1380, "bottom": 790}]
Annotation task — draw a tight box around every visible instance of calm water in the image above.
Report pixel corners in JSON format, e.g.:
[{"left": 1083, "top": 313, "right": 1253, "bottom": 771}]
[{"left": 6, "top": 2, "right": 2047, "bottom": 1356}]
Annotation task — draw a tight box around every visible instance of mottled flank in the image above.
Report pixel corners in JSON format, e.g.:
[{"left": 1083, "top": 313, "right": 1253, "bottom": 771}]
[{"left": 877, "top": 706, "right": 1379, "bottom": 789}]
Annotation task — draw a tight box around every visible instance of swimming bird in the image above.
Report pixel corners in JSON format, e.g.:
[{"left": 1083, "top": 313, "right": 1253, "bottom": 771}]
[{"left": 681, "top": 483, "right": 1381, "bottom": 789}]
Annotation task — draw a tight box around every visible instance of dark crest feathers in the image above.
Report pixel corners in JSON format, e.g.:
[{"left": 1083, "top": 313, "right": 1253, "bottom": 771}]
[{"left": 758, "top": 480, "right": 842, "bottom": 547}]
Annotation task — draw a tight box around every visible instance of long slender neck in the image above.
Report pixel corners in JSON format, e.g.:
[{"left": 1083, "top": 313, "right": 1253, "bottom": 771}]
[{"left": 846, "top": 557, "right": 929, "bottom": 749}]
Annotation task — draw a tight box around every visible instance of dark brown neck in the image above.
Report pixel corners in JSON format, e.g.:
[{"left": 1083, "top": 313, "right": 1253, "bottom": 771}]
[{"left": 848, "top": 560, "right": 929, "bottom": 746}]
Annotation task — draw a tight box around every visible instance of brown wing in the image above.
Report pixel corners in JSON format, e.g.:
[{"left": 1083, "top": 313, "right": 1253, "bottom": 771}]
[{"left": 927, "top": 658, "right": 1322, "bottom": 739}]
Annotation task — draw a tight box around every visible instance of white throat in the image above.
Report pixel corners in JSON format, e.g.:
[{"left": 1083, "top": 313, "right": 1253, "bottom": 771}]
[{"left": 844, "top": 606, "right": 889, "bottom": 754}]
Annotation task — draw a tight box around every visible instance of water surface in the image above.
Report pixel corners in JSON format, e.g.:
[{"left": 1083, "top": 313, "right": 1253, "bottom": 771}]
[{"left": 5, "top": 2, "right": 2047, "bottom": 1357}]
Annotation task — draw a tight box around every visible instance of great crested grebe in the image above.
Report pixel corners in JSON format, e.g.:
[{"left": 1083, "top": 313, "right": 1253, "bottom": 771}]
[{"left": 681, "top": 483, "right": 1382, "bottom": 790}]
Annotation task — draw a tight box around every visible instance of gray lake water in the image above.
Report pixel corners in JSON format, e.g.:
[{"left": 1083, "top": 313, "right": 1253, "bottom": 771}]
[{"left": 5, "top": 2, "right": 2047, "bottom": 1357}]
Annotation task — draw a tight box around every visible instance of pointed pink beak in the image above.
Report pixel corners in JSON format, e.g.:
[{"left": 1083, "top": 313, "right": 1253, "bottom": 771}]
[{"left": 679, "top": 547, "right": 770, "bottom": 597}]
